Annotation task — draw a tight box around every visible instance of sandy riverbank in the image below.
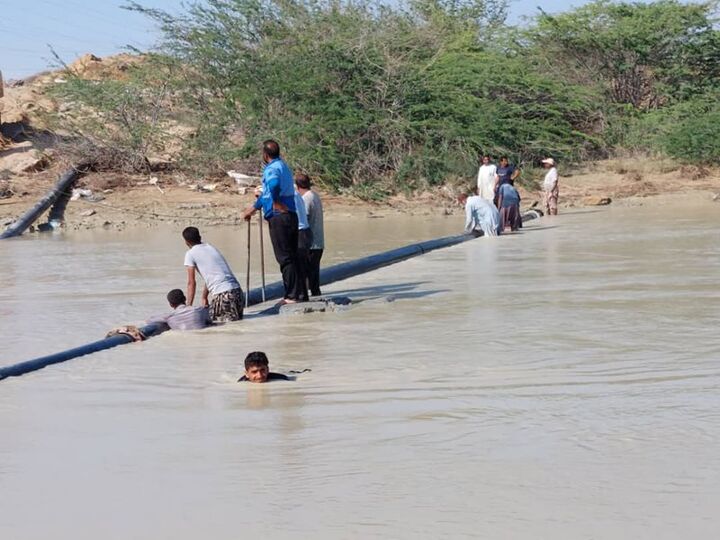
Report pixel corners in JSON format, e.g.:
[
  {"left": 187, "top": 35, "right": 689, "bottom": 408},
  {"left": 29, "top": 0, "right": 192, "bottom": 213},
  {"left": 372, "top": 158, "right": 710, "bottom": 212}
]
[{"left": 1, "top": 156, "right": 720, "bottom": 233}]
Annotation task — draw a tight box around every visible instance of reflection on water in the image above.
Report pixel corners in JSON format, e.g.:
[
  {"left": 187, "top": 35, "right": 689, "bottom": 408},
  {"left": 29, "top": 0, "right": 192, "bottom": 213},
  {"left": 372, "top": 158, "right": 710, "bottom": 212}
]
[{"left": 1, "top": 203, "right": 719, "bottom": 539}]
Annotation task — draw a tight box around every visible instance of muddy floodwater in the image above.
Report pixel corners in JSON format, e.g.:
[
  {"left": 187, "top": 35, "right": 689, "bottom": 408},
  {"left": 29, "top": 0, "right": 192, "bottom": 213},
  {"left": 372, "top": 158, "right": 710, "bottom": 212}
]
[{"left": 1, "top": 201, "right": 719, "bottom": 539}]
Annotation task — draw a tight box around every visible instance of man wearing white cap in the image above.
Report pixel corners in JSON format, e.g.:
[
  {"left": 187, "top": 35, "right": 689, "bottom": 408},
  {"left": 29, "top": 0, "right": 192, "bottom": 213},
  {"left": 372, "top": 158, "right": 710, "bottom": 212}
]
[{"left": 542, "top": 158, "right": 559, "bottom": 215}]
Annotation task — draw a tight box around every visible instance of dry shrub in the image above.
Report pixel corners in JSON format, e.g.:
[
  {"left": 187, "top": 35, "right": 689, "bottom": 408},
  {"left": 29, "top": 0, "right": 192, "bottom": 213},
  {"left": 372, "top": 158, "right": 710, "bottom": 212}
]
[
  {"left": 0, "top": 179, "right": 13, "bottom": 198},
  {"left": 625, "top": 171, "right": 644, "bottom": 182},
  {"left": 82, "top": 173, "right": 134, "bottom": 191},
  {"left": 679, "top": 165, "right": 710, "bottom": 180}
]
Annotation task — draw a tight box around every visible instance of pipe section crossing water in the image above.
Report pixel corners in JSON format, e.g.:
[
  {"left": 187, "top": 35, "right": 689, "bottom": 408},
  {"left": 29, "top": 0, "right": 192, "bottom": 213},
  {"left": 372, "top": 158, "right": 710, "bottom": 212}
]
[{"left": 0, "top": 213, "right": 540, "bottom": 381}]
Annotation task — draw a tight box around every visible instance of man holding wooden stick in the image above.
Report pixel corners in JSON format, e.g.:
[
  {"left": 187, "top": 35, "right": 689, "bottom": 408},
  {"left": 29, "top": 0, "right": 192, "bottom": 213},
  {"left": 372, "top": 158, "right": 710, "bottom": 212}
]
[{"left": 242, "top": 140, "right": 302, "bottom": 304}]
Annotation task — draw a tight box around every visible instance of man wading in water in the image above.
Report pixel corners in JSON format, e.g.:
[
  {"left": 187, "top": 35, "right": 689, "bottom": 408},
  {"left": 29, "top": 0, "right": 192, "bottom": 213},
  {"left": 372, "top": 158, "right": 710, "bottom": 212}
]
[
  {"left": 238, "top": 351, "right": 291, "bottom": 383},
  {"left": 182, "top": 227, "right": 245, "bottom": 322},
  {"left": 242, "top": 140, "right": 303, "bottom": 304}
]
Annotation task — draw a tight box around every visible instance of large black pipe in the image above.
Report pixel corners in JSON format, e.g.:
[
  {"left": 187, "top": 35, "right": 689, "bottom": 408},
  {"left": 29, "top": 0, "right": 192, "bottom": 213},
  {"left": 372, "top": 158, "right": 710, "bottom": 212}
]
[
  {"left": 244, "top": 234, "right": 471, "bottom": 305},
  {"left": 0, "top": 164, "right": 89, "bottom": 239},
  {"left": 0, "top": 324, "right": 166, "bottom": 380},
  {"left": 0, "top": 209, "right": 542, "bottom": 380}
]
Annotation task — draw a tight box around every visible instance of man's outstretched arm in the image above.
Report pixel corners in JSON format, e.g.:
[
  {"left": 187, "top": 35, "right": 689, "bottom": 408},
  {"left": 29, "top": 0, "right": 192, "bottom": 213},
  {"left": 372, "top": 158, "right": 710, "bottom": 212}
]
[{"left": 186, "top": 266, "right": 197, "bottom": 306}]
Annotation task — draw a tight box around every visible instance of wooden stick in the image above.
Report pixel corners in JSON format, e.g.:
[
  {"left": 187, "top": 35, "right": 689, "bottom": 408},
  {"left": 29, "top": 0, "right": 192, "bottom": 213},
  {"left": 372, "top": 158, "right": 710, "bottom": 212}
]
[
  {"left": 245, "top": 219, "right": 251, "bottom": 308},
  {"left": 259, "top": 214, "right": 267, "bottom": 302}
]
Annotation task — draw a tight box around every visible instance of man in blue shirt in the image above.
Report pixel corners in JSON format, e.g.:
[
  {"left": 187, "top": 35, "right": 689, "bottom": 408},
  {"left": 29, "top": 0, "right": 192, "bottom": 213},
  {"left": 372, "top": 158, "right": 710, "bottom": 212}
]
[
  {"left": 494, "top": 156, "right": 521, "bottom": 187},
  {"left": 497, "top": 182, "right": 523, "bottom": 232},
  {"left": 242, "top": 140, "right": 302, "bottom": 303},
  {"left": 493, "top": 156, "right": 521, "bottom": 207}
]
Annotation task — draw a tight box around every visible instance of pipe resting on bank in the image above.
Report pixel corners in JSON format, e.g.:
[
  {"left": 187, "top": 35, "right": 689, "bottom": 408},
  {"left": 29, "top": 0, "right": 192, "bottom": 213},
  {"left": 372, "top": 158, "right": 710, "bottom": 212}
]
[
  {"left": 0, "top": 209, "right": 543, "bottom": 381},
  {"left": 0, "top": 164, "right": 91, "bottom": 240}
]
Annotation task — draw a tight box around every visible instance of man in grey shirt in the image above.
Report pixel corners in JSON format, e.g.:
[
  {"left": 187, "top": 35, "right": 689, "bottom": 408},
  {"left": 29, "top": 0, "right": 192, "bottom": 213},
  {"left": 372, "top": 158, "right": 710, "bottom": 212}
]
[
  {"left": 295, "top": 174, "right": 324, "bottom": 297},
  {"left": 148, "top": 289, "right": 212, "bottom": 331},
  {"left": 182, "top": 226, "right": 244, "bottom": 322}
]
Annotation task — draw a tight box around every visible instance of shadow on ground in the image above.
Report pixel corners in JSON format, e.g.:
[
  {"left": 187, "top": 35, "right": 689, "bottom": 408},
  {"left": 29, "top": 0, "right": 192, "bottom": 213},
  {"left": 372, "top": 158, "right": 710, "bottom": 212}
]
[{"left": 248, "top": 281, "right": 448, "bottom": 318}]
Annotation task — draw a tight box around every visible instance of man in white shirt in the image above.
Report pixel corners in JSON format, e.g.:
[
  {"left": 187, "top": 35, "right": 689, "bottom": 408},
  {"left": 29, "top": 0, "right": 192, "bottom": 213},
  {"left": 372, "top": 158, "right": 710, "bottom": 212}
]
[
  {"left": 296, "top": 173, "right": 324, "bottom": 297},
  {"left": 294, "top": 190, "right": 312, "bottom": 302},
  {"left": 476, "top": 154, "right": 497, "bottom": 202},
  {"left": 458, "top": 191, "right": 501, "bottom": 237},
  {"left": 542, "top": 157, "right": 559, "bottom": 215},
  {"left": 182, "top": 226, "right": 244, "bottom": 322}
]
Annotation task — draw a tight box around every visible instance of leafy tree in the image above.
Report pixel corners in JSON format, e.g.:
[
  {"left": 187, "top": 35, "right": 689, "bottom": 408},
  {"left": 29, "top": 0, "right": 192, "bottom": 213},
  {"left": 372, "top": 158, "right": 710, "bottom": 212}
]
[
  {"left": 122, "top": 0, "right": 603, "bottom": 189},
  {"left": 49, "top": 0, "right": 720, "bottom": 189},
  {"left": 530, "top": 0, "right": 720, "bottom": 109}
]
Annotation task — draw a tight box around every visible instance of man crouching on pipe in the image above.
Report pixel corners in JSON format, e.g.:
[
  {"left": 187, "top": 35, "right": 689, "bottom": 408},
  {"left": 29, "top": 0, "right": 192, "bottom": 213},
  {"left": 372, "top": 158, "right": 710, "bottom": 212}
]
[{"left": 458, "top": 189, "right": 501, "bottom": 237}]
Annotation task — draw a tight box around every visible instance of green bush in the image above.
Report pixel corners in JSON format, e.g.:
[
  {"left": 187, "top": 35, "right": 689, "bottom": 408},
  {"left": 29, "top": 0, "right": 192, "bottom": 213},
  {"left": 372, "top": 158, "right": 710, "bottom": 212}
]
[
  {"left": 48, "top": 0, "right": 720, "bottom": 191},
  {"left": 664, "top": 111, "right": 720, "bottom": 163},
  {"left": 123, "top": 0, "right": 604, "bottom": 192},
  {"left": 660, "top": 96, "right": 720, "bottom": 163}
]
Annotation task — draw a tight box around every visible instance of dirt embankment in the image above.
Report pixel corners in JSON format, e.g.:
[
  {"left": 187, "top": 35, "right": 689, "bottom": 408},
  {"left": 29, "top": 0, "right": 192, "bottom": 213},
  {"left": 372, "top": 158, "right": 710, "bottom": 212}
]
[
  {"left": 2, "top": 157, "right": 719, "bottom": 233},
  {"left": 2, "top": 55, "right": 720, "bottom": 232}
]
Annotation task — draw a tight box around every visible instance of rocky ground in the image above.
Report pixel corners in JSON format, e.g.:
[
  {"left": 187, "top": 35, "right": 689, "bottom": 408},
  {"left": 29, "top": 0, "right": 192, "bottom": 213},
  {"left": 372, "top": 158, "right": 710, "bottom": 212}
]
[{"left": 2, "top": 55, "right": 720, "bottom": 233}]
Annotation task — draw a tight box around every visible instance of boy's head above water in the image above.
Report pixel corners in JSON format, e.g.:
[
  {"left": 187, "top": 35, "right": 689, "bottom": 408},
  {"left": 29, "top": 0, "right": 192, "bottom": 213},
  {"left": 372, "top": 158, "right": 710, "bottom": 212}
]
[{"left": 244, "top": 351, "right": 270, "bottom": 383}]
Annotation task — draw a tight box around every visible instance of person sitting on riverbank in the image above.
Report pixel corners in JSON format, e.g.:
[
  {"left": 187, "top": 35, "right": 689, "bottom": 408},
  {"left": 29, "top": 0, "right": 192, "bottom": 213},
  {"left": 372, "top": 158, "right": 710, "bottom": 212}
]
[
  {"left": 542, "top": 157, "right": 559, "bottom": 215},
  {"left": 147, "top": 289, "right": 212, "bottom": 331},
  {"left": 497, "top": 182, "right": 522, "bottom": 232},
  {"left": 238, "top": 351, "right": 292, "bottom": 383},
  {"left": 182, "top": 226, "right": 245, "bottom": 322},
  {"left": 459, "top": 190, "right": 500, "bottom": 237}
]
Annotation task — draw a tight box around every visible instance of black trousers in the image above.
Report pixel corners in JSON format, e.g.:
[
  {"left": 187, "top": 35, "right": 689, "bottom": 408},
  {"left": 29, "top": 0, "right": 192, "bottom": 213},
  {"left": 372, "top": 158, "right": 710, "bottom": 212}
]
[
  {"left": 296, "top": 228, "right": 313, "bottom": 302},
  {"left": 268, "top": 212, "right": 301, "bottom": 301},
  {"left": 307, "top": 249, "right": 323, "bottom": 296}
]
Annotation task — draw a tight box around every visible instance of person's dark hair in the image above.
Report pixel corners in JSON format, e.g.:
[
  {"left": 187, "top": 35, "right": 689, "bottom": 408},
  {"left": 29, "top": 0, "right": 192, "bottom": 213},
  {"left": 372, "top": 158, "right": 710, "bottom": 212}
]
[
  {"left": 458, "top": 189, "right": 475, "bottom": 203},
  {"left": 167, "top": 289, "right": 186, "bottom": 307},
  {"left": 263, "top": 140, "right": 281, "bottom": 160},
  {"left": 499, "top": 155, "right": 509, "bottom": 161},
  {"left": 295, "top": 173, "right": 312, "bottom": 190},
  {"left": 245, "top": 351, "right": 270, "bottom": 370},
  {"left": 182, "top": 226, "right": 201, "bottom": 245}
]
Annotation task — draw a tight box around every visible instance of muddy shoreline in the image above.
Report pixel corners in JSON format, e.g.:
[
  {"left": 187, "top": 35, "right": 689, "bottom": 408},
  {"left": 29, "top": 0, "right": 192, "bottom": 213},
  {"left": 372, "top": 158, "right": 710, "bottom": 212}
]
[{"left": 1, "top": 158, "right": 720, "bottom": 233}]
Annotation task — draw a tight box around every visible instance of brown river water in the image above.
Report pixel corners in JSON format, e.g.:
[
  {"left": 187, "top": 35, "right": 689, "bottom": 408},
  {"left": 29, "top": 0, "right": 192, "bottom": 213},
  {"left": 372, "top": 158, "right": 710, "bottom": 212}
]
[{"left": 1, "top": 200, "right": 719, "bottom": 539}]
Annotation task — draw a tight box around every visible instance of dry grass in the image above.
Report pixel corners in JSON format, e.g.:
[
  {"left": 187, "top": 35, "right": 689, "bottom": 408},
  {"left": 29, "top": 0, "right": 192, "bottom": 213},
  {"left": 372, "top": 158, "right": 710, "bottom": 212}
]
[{"left": 605, "top": 154, "right": 678, "bottom": 176}]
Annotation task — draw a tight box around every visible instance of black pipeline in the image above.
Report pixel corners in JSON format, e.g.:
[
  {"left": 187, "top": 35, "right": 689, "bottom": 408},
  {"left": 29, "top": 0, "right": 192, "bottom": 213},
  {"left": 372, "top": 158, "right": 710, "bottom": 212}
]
[
  {"left": 0, "top": 164, "right": 90, "bottom": 239},
  {"left": 0, "top": 210, "right": 542, "bottom": 381}
]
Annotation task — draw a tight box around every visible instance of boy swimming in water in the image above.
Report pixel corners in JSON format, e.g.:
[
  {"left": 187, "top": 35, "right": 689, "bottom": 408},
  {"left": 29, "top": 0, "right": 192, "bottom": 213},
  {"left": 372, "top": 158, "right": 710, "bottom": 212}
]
[{"left": 238, "top": 351, "right": 291, "bottom": 383}]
